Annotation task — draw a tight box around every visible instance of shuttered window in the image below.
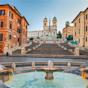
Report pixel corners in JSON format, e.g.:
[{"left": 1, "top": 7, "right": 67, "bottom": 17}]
[
  {"left": 0, "top": 10, "right": 5, "bottom": 15},
  {"left": 0, "top": 33, "right": 3, "bottom": 41}
]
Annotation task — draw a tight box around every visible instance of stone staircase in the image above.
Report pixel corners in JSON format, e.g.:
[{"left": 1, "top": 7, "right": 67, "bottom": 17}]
[
  {"left": 27, "top": 43, "right": 73, "bottom": 55},
  {"left": 25, "top": 42, "right": 39, "bottom": 51},
  {"left": 80, "top": 49, "right": 88, "bottom": 56}
]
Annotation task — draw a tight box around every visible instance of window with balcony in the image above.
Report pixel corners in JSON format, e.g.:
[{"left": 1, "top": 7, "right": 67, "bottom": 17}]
[
  {"left": 0, "top": 10, "right": 5, "bottom": 15},
  {"left": 0, "top": 33, "right": 3, "bottom": 41}
]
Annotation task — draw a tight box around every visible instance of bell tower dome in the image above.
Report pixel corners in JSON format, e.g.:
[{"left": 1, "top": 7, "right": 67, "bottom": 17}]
[
  {"left": 43, "top": 17, "right": 48, "bottom": 27},
  {"left": 43, "top": 17, "right": 48, "bottom": 30},
  {"left": 52, "top": 17, "right": 57, "bottom": 27}
]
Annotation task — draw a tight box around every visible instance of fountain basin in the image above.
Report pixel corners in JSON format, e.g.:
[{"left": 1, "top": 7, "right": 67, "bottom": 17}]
[
  {"left": 6, "top": 72, "right": 88, "bottom": 88},
  {"left": 40, "top": 67, "right": 61, "bottom": 80},
  {"left": 45, "top": 71, "right": 54, "bottom": 80}
]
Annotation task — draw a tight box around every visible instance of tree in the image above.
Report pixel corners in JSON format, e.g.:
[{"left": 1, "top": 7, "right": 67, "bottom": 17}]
[
  {"left": 67, "top": 35, "right": 73, "bottom": 41},
  {"left": 57, "top": 31, "right": 62, "bottom": 39},
  {"left": 30, "top": 37, "right": 34, "bottom": 41},
  {"left": 37, "top": 37, "right": 40, "bottom": 39}
]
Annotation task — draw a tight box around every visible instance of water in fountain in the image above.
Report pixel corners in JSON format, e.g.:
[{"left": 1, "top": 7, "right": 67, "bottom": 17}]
[
  {"left": 6, "top": 72, "right": 88, "bottom": 88},
  {"left": 48, "top": 60, "right": 53, "bottom": 69}
]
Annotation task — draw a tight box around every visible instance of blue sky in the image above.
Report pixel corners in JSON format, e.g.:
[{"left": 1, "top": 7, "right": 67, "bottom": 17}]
[{"left": 0, "top": 0, "right": 88, "bottom": 31}]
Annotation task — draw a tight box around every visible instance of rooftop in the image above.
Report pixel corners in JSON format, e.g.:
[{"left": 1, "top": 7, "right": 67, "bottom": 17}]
[{"left": 0, "top": 4, "right": 29, "bottom": 25}]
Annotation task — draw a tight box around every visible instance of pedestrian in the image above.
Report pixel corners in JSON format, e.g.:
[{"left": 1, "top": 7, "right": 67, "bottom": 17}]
[{"left": 6, "top": 52, "right": 9, "bottom": 56}]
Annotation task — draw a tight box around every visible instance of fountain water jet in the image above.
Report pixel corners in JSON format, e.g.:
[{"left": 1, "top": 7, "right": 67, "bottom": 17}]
[{"left": 41, "top": 60, "right": 57, "bottom": 80}]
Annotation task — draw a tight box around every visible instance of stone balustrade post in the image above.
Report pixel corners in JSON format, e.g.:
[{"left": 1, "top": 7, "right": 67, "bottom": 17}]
[
  {"left": 74, "top": 47, "right": 80, "bottom": 56},
  {"left": 4, "top": 46, "right": 12, "bottom": 56},
  {"left": 12, "top": 63, "right": 16, "bottom": 71},
  {"left": 21, "top": 47, "right": 26, "bottom": 55}
]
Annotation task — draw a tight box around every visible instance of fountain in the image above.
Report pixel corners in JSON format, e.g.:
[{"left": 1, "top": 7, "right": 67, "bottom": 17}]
[
  {"left": 0, "top": 65, "right": 13, "bottom": 82},
  {"left": 7, "top": 72, "right": 88, "bottom": 88},
  {"left": 11, "top": 63, "right": 16, "bottom": 71},
  {"left": 5, "top": 61, "right": 88, "bottom": 88},
  {"left": 41, "top": 60, "right": 57, "bottom": 80}
]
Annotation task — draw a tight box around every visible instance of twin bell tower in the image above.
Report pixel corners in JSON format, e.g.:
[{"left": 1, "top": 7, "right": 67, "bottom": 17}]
[{"left": 43, "top": 17, "right": 57, "bottom": 30}]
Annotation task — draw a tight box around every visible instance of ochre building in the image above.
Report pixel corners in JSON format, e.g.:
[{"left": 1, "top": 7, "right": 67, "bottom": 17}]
[
  {"left": 63, "top": 26, "right": 74, "bottom": 39},
  {"left": 0, "top": 4, "right": 29, "bottom": 54},
  {"left": 63, "top": 8, "right": 88, "bottom": 48}
]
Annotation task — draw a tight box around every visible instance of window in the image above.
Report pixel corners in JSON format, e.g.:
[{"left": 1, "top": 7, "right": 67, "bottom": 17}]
[
  {"left": 0, "top": 10, "right": 5, "bottom": 15},
  {"left": 11, "top": 13, "right": 13, "bottom": 19},
  {"left": 86, "top": 37, "right": 87, "bottom": 42},
  {"left": 9, "top": 11, "right": 13, "bottom": 19},
  {"left": 18, "top": 38, "right": 19, "bottom": 42},
  {"left": 0, "top": 33, "right": 3, "bottom": 41},
  {"left": 1, "top": 22, "right": 3, "bottom": 27},
  {"left": 9, "top": 23, "right": 12, "bottom": 29},
  {"left": 0, "top": 21, "right": 3, "bottom": 28},
  {"left": 79, "top": 29, "right": 80, "bottom": 34},
  {"left": 85, "top": 14, "right": 88, "bottom": 20},
  {"left": 44, "top": 23, "right": 47, "bottom": 26},
  {"left": 79, "top": 39, "right": 80, "bottom": 43},
  {"left": 17, "top": 29, "right": 22, "bottom": 33},
  {"left": 86, "top": 26, "right": 87, "bottom": 32},
  {"left": 9, "top": 11, "right": 11, "bottom": 17},
  {"left": 75, "top": 32, "right": 76, "bottom": 36},
  {"left": 26, "top": 25, "right": 27, "bottom": 29},
  {"left": 18, "top": 19, "right": 21, "bottom": 24},
  {"left": 9, "top": 35, "right": 11, "bottom": 39},
  {"left": 75, "top": 23, "right": 76, "bottom": 27},
  {"left": 79, "top": 19, "right": 80, "bottom": 23}
]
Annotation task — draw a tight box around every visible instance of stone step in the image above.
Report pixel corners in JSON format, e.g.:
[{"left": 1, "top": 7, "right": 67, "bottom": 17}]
[{"left": 28, "top": 43, "right": 73, "bottom": 55}]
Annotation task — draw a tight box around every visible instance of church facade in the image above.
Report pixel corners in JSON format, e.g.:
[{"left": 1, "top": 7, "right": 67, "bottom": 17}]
[{"left": 28, "top": 17, "right": 57, "bottom": 41}]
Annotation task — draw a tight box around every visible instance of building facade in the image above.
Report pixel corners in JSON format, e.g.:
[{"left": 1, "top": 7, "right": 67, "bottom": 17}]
[
  {"left": 28, "top": 17, "right": 57, "bottom": 41},
  {"left": 72, "top": 12, "right": 85, "bottom": 47},
  {"left": 63, "top": 26, "right": 74, "bottom": 39},
  {"left": 84, "top": 9, "right": 88, "bottom": 47},
  {"left": 28, "top": 30, "right": 43, "bottom": 40},
  {"left": 0, "top": 4, "right": 29, "bottom": 54},
  {"left": 63, "top": 8, "right": 88, "bottom": 48}
]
